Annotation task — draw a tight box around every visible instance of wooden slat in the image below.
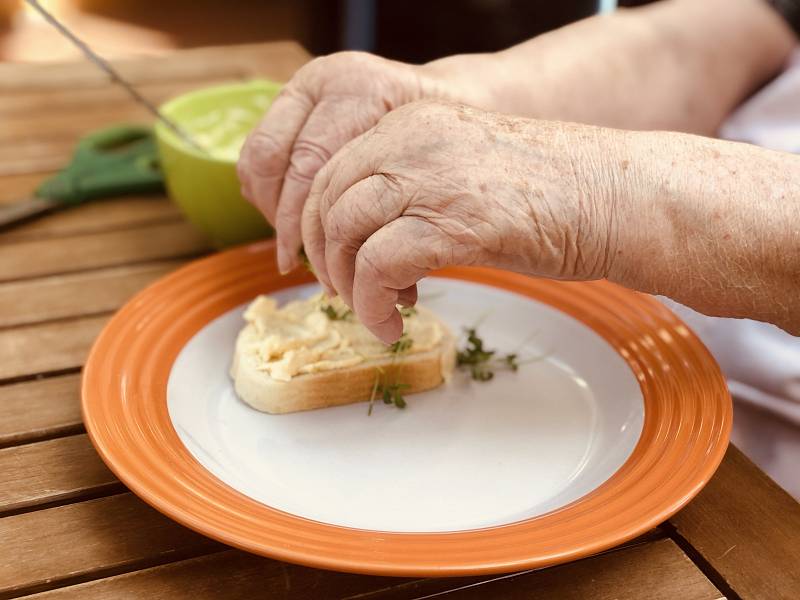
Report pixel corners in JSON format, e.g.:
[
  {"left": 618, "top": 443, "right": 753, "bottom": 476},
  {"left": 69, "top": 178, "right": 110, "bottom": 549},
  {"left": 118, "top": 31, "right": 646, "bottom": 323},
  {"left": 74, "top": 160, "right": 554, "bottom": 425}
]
[
  {"left": 0, "top": 374, "right": 82, "bottom": 448},
  {"left": 0, "top": 493, "right": 222, "bottom": 599},
  {"left": 0, "top": 198, "right": 183, "bottom": 244},
  {"left": 0, "top": 260, "right": 184, "bottom": 328},
  {"left": 0, "top": 77, "right": 250, "bottom": 119},
  {"left": 0, "top": 220, "right": 209, "bottom": 283},
  {"left": 0, "top": 106, "right": 153, "bottom": 145},
  {"left": 0, "top": 42, "right": 307, "bottom": 178},
  {"left": 24, "top": 551, "right": 402, "bottom": 600},
  {"left": 670, "top": 445, "right": 800, "bottom": 600},
  {"left": 352, "top": 539, "right": 721, "bottom": 600},
  {"left": 0, "top": 139, "right": 75, "bottom": 177},
  {"left": 0, "top": 42, "right": 309, "bottom": 93},
  {"left": 0, "top": 172, "right": 54, "bottom": 203},
  {"left": 0, "top": 39, "right": 314, "bottom": 600},
  {"left": 2, "top": 77, "right": 281, "bottom": 144},
  {"left": 23, "top": 539, "right": 718, "bottom": 600},
  {"left": 0, "top": 434, "right": 116, "bottom": 515},
  {"left": 0, "top": 315, "right": 106, "bottom": 381}
]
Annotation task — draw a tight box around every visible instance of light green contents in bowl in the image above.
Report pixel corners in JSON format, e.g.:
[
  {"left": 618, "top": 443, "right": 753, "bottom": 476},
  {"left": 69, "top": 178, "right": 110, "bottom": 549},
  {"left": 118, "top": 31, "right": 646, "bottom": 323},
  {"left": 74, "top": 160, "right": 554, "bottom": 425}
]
[
  {"left": 155, "top": 79, "right": 283, "bottom": 248},
  {"left": 183, "top": 93, "right": 271, "bottom": 161}
]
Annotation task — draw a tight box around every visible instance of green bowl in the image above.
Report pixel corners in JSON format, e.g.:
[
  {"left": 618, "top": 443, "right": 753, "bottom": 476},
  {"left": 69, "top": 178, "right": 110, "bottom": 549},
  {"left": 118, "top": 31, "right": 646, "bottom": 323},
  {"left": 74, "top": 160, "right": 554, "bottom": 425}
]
[{"left": 155, "top": 80, "right": 282, "bottom": 248}]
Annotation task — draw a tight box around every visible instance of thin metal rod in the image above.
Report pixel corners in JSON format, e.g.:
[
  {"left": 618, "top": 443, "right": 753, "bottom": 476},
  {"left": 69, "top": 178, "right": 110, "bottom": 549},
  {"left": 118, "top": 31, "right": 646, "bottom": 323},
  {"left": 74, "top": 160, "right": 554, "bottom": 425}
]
[{"left": 25, "top": 0, "right": 208, "bottom": 154}]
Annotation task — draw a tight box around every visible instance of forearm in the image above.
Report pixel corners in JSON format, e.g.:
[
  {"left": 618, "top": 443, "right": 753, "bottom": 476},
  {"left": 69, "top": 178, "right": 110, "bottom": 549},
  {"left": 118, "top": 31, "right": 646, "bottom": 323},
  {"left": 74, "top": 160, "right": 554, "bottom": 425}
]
[
  {"left": 608, "top": 131, "right": 800, "bottom": 334},
  {"left": 421, "top": 0, "right": 795, "bottom": 135}
]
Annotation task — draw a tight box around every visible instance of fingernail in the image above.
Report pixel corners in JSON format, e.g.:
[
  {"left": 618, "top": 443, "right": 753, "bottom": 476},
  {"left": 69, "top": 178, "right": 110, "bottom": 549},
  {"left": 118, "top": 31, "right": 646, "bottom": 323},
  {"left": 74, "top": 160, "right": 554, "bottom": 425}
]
[
  {"left": 376, "top": 312, "right": 404, "bottom": 344},
  {"left": 277, "top": 249, "right": 290, "bottom": 275}
]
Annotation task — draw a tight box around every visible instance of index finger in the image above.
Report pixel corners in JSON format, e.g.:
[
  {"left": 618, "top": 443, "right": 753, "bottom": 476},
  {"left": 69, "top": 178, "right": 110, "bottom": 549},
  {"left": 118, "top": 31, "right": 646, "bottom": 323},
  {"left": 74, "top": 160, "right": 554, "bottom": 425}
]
[
  {"left": 301, "top": 128, "right": 382, "bottom": 290},
  {"left": 237, "top": 87, "right": 313, "bottom": 224}
]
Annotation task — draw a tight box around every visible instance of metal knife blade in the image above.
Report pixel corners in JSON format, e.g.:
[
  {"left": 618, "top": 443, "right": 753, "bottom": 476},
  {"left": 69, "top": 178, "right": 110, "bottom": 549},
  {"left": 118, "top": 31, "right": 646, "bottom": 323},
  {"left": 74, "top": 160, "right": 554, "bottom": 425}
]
[{"left": 25, "top": 0, "right": 208, "bottom": 154}]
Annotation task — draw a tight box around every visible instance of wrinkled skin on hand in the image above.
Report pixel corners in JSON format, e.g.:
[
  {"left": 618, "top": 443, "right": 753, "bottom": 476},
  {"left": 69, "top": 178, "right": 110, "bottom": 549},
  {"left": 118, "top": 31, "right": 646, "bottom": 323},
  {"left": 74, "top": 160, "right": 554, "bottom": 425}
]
[
  {"left": 302, "top": 101, "right": 622, "bottom": 343},
  {"left": 237, "top": 52, "right": 452, "bottom": 273}
]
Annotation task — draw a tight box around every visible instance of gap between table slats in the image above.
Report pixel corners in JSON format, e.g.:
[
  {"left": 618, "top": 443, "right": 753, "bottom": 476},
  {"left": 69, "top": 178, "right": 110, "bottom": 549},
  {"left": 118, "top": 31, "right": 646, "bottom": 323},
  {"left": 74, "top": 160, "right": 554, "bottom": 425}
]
[
  {"left": 0, "top": 489, "right": 674, "bottom": 600},
  {"left": 0, "top": 42, "right": 307, "bottom": 178},
  {"left": 0, "top": 260, "right": 189, "bottom": 448},
  {"left": 21, "top": 550, "right": 398, "bottom": 600},
  {"left": 0, "top": 434, "right": 120, "bottom": 516},
  {"left": 0, "top": 374, "right": 83, "bottom": 449},
  {"left": 0, "top": 171, "right": 57, "bottom": 203},
  {"left": 0, "top": 315, "right": 107, "bottom": 382},
  {"left": 0, "top": 259, "right": 186, "bottom": 329},
  {"left": 12, "top": 535, "right": 721, "bottom": 600},
  {"left": 348, "top": 538, "right": 720, "bottom": 600},
  {"left": 0, "top": 139, "right": 84, "bottom": 178},
  {"left": 0, "top": 219, "right": 210, "bottom": 284},
  {"left": 0, "top": 493, "right": 223, "bottom": 600},
  {"left": 0, "top": 198, "right": 185, "bottom": 245},
  {"left": 667, "top": 445, "right": 800, "bottom": 600},
  {"left": 0, "top": 108, "right": 156, "bottom": 145},
  {"left": 0, "top": 39, "right": 313, "bottom": 600}
]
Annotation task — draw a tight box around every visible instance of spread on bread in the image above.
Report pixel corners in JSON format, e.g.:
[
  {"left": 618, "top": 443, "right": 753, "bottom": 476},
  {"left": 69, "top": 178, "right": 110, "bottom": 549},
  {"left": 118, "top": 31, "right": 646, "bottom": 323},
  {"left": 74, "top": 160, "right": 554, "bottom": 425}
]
[{"left": 240, "top": 293, "right": 444, "bottom": 382}]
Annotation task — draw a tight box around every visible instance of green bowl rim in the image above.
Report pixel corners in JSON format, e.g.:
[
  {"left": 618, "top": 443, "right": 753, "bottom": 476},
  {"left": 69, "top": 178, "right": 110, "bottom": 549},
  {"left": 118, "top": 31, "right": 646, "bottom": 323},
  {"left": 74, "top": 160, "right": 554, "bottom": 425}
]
[{"left": 155, "top": 78, "right": 283, "bottom": 165}]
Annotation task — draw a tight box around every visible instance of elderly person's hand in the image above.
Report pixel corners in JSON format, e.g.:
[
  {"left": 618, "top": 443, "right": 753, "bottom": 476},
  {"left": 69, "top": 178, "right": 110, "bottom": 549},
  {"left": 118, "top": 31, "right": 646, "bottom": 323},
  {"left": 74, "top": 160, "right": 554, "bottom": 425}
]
[
  {"left": 237, "top": 0, "right": 800, "bottom": 339},
  {"left": 238, "top": 1, "right": 792, "bottom": 278},
  {"left": 302, "top": 99, "right": 800, "bottom": 341},
  {"left": 302, "top": 101, "right": 622, "bottom": 342},
  {"left": 237, "top": 52, "right": 482, "bottom": 274}
]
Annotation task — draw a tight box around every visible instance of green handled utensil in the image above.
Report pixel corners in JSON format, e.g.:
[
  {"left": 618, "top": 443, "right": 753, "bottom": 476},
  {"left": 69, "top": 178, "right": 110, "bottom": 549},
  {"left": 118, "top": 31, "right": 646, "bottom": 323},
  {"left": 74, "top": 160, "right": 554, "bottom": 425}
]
[{"left": 0, "top": 124, "right": 164, "bottom": 229}]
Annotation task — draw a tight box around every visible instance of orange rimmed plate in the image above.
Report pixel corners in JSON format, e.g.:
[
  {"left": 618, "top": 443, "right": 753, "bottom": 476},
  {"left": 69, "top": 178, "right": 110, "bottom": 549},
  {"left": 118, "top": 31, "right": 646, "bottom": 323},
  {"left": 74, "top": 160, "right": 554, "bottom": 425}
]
[{"left": 82, "top": 240, "right": 731, "bottom": 576}]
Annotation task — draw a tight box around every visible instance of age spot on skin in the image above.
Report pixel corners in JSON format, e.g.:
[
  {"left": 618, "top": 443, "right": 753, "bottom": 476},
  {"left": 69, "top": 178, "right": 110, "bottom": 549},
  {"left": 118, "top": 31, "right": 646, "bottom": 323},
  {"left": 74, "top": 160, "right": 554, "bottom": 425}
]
[{"left": 620, "top": 160, "right": 630, "bottom": 171}]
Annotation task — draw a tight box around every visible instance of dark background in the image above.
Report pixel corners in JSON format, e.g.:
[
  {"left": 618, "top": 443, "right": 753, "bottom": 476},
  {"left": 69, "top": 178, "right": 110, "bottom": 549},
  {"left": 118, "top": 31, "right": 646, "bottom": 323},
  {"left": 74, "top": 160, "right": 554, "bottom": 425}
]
[
  {"left": 324, "top": 0, "right": 654, "bottom": 62},
  {"left": 3, "top": 0, "right": 658, "bottom": 65}
]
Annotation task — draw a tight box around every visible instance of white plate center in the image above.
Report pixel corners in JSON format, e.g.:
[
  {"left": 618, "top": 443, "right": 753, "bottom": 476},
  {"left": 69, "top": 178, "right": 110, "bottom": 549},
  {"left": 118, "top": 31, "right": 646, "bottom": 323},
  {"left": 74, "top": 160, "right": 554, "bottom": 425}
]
[{"left": 168, "top": 278, "right": 643, "bottom": 532}]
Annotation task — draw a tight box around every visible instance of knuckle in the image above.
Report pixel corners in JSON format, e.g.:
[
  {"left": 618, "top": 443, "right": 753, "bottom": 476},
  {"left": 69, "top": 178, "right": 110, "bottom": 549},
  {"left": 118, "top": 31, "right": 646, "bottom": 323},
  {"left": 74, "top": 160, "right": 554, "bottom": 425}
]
[
  {"left": 275, "top": 201, "right": 302, "bottom": 227},
  {"left": 373, "top": 103, "right": 444, "bottom": 144},
  {"left": 323, "top": 176, "right": 402, "bottom": 246},
  {"left": 291, "top": 59, "right": 323, "bottom": 87},
  {"left": 294, "top": 54, "right": 356, "bottom": 86},
  {"left": 273, "top": 82, "right": 312, "bottom": 110},
  {"left": 286, "top": 139, "right": 332, "bottom": 183},
  {"left": 324, "top": 201, "right": 375, "bottom": 249},
  {"left": 324, "top": 50, "right": 372, "bottom": 68},
  {"left": 311, "top": 162, "right": 332, "bottom": 196},
  {"left": 303, "top": 55, "right": 330, "bottom": 72},
  {"left": 358, "top": 246, "right": 396, "bottom": 292},
  {"left": 322, "top": 208, "right": 353, "bottom": 248},
  {"left": 242, "top": 131, "right": 283, "bottom": 177},
  {"left": 375, "top": 172, "right": 402, "bottom": 197}
]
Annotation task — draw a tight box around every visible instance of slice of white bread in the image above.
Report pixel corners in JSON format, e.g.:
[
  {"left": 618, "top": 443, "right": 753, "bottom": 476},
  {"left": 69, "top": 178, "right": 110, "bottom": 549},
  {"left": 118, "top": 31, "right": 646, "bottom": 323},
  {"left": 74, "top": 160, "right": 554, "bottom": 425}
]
[{"left": 230, "top": 299, "right": 456, "bottom": 414}]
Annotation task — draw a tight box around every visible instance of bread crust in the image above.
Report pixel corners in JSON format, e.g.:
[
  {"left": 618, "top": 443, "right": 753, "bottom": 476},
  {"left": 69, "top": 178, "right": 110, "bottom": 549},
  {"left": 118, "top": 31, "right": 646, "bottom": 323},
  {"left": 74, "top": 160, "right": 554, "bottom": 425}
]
[{"left": 230, "top": 320, "right": 455, "bottom": 414}]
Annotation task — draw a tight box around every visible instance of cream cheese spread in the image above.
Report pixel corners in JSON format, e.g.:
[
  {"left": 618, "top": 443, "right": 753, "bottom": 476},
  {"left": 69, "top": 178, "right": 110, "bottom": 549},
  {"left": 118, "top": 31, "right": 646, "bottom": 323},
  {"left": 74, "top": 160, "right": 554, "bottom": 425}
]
[{"left": 240, "top": 293, "right": 442, "bottom": 381}]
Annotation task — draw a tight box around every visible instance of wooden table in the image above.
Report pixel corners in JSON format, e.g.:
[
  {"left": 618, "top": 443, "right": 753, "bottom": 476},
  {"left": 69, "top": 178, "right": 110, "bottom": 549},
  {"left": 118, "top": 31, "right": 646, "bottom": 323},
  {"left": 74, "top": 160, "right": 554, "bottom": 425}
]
[{"left": 1, "top": 42, "right": 799, "bottom": 600}]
